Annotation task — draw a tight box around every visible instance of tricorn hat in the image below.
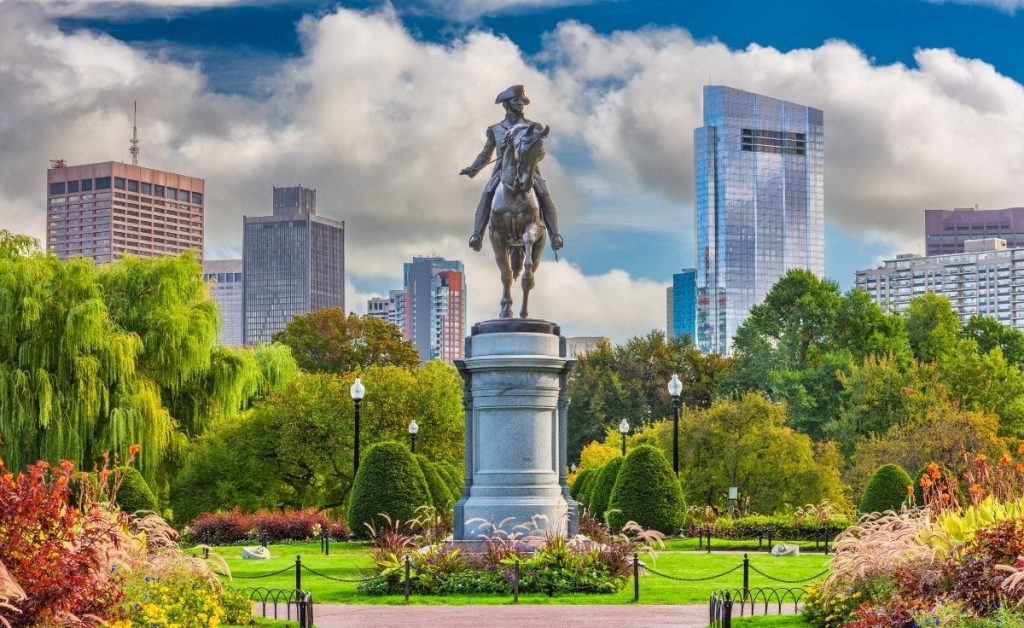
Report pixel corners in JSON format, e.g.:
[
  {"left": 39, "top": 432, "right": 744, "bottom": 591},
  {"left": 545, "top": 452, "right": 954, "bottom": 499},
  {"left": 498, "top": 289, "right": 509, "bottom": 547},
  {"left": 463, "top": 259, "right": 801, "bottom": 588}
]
[{"left": 495, "top": 84, "right": 530, "bottom": 105}]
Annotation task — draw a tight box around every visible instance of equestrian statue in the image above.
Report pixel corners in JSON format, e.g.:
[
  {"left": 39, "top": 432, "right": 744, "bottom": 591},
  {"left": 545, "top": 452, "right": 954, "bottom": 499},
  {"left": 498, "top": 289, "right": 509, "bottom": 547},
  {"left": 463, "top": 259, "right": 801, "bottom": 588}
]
[{"left": 461, "top": 84, "right": 564, "bottom": 319}]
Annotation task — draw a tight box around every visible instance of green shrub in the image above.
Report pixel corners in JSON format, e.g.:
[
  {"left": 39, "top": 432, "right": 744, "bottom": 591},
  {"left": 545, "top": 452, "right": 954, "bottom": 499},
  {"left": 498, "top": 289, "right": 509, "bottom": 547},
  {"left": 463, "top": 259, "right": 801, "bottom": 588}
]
[
  {"left": 436, "top": 460, "right": 463, "bottom": 497},
  {"left": 859, "top": 463, "right": 913, "bottom": 514},
  {"left": 416, "top": 455, "right": 454, "bottom": 513},
  {"left": 570, "top": 469, "right": 594, "bottom": 504},
  {"left": 696, "top": 514, "right": 853, "bottom": 540},
  {"left": 607, "top": 445, "right": 685, "bottom": 533},
  {"left": 348, "top": 441, "right": 431, "bottom": 536},
  {"left": 588, "top": 457, "right": 623, "bottom": 522},
  {"left": 114, "top": 466, "right": 157, "bottom": 514}
]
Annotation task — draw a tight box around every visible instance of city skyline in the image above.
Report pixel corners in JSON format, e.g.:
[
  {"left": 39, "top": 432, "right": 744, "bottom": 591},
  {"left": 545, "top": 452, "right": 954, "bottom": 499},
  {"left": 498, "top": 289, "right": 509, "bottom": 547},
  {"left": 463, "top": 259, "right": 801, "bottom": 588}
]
[{"left": 3, "top": 0, "right": 1024, "bottom": 342}]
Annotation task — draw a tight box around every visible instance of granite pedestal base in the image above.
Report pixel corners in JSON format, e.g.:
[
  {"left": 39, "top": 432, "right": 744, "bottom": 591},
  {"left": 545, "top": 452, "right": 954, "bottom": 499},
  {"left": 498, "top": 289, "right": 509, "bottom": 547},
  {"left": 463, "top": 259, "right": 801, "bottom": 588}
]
[{"left": 453, "top": 319, "right": 578, "bottom": 539}]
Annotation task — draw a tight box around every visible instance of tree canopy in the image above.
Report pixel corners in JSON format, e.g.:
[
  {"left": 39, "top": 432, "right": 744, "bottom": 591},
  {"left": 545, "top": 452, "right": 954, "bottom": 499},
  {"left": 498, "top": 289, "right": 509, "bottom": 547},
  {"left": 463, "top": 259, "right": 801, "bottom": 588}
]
[{"left": 272, "top": 307, "right": 419, "bottom": 373}]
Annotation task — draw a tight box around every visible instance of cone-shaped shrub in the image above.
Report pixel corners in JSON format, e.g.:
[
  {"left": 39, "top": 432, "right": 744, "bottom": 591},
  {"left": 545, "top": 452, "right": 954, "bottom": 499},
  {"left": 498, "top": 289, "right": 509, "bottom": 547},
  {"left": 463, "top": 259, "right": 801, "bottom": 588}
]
[
  {"left": 436, "top": 460, "right": 463, "bottom": 497},
  {"left": 348, "top": 441, "right": 431, "bottom": 536},
  {"left": 416, "top": 454, "right": 454, "bottom": 513},
  {"left": 859, "top": 463, "right": 913, "bottom": 514},
  {"left": 114, "top": 466, "right": 157, "bottom": 514},
  {"left": 589, "top": 457, "right": 623, "bottom": 523},
  {"left": 607, "top": 445, "right": 685, "bottom": 533},
  {"left": 571, "top": 469, "right": 595, "bottom": 506}
]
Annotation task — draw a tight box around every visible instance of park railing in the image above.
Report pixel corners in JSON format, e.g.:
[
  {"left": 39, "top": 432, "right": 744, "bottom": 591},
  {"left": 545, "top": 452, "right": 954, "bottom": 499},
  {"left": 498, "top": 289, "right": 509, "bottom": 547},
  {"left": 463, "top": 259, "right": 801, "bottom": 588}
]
[
  {"left": 693, "top": 526, "right": 833, "bottom": 554},
  {"left": 708, "top": 586, "right": 806, "bottom": 628}
]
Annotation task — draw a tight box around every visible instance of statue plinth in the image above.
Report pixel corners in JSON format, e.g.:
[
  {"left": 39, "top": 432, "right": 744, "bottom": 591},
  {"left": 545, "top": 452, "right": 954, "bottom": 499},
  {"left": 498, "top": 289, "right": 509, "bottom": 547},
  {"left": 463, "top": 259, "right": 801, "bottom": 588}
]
[{"left": 453, "top": 319, "right": 577, "bottom": 539}]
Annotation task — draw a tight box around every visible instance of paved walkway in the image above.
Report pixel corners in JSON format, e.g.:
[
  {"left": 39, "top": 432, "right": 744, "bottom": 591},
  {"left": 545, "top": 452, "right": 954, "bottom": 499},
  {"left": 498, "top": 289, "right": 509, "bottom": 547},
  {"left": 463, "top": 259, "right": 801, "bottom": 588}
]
[{"left": 308, "top": 604, "right": 712, "bottom": 627}]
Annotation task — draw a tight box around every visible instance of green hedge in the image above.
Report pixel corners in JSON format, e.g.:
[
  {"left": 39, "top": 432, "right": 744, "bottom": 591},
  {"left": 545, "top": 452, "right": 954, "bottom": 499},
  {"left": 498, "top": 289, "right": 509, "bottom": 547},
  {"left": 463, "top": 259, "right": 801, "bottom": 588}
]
[
  {"left": 570, "top": 469, "right": 595, "bottom": 505},
  {"left": 416, "top": 454, "right": 454, "bottom": 513},
  {"left": 348, "top": 441, "right": 431, "bottom": 536},
  {"left": 589, "top": 457, "right": 623, "bottom": 524},
  {"left": 685, "top": 514, "right": 853, "bottom": 540},
  {"left": 606, "top": 445, "right": 685, "bottom": 534},
  {"left": 859, "top": 463, "right": 913, "bottom": 514},
  {"left": 114, "top": 466, "right": 157, "bottom": 514},
  {"left": 436, "top": 461, "right": 463, "bottom": 497}
]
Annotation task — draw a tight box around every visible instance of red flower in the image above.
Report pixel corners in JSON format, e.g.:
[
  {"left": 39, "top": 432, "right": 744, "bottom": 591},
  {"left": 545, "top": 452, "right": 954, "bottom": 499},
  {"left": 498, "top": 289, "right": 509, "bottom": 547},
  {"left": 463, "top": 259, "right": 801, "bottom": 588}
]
[{"left": 1001, "top": 454, "right": 1013, "bottom": 466}]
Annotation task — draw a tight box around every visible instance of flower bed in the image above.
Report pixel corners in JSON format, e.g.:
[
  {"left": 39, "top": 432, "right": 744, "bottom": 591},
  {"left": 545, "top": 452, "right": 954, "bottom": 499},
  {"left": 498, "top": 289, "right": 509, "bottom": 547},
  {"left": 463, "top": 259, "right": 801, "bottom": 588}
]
[{"left": 189, "top": 508, "right": 351, "bottom": 545}]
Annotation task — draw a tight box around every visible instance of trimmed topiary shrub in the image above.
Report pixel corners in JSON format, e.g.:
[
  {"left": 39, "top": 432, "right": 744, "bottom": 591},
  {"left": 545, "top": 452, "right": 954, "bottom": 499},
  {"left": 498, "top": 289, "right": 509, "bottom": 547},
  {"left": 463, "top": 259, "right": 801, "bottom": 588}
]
[
  {"left": 570, "top": 468, "right": 594, "bottom": 503},
  {"left": 859, "top": 463, "right": 913, "bottom": 514},
  {"left": 606, "top": 445, "right": 685, "bottom": 534},
  {"left": 416, "top": 455, "right": 454, "bottom": 513},
  {"left": 436, "top": 460, "right": 463, "bottom": 497},
  {"left": 588, "top": 457, "right": 623, "bottom": 523},
  {"left": 114, "top": 466, "right": 157, "bottom": 514},
  {"left": 348, "top": 441, "right": 431, "bottom": 536}
]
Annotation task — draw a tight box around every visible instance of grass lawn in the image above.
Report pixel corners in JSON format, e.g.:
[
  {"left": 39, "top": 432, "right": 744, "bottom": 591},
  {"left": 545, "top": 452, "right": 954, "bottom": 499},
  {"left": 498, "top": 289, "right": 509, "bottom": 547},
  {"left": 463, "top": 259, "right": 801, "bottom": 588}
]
[
  {"left": 732, "top": 616, "right": 811, "bottom": 626},
  {"left": 198, "top": 539, "right": 830, "bottom": 606}
]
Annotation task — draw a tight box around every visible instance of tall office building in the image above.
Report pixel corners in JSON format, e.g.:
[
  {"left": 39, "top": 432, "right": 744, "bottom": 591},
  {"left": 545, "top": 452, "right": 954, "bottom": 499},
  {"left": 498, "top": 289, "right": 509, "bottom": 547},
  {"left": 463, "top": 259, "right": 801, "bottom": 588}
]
[
  {"left": 46, "top": 160, "right": 204, "bottom": 263},
  {"left": 667, "top": 269, "right": 697, "bottom": 343},
  {"left": 398, "top": 256, "right": 466, "bottom": 364},
  {"left": 566, "top": 336, "right": 610, "bottom": 359},
  {"left": 242, "top": 185, "right": 345, "bottom": 345},
  {"left": 855, "top": 238, "right": 1024, "bottom": 329},
  {"left": 926, "top": 207, "right": 1024, "bottom": 255},
  {"left": 695, "top": 86, "right": 824, "bottom": 354},
  {"left": 203, "top": 259, "right": 243, "bottom": 346}
]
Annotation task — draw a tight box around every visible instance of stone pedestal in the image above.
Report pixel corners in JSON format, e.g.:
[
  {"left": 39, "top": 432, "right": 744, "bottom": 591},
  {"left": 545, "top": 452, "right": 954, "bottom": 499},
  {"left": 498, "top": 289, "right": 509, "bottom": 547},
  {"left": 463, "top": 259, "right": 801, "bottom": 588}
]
[{"left": 453, "top": 319, "right": 577, "bottom": 539}]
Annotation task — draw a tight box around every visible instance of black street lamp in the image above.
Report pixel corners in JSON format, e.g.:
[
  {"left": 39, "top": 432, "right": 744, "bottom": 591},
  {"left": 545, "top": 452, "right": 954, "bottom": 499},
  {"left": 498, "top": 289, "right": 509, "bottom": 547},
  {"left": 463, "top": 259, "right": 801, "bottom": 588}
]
[
  {"left": 667, "top": 373, "right": 683, "bottom": 476},
  {"left": 408, "top": 419, "right": 419, "bottom": 453},
  {"left": 350, "top": 377, "right": 365, "bottom": 475},
  {"left": 618, "top": 418, "right": 630, "bottom": 457}
]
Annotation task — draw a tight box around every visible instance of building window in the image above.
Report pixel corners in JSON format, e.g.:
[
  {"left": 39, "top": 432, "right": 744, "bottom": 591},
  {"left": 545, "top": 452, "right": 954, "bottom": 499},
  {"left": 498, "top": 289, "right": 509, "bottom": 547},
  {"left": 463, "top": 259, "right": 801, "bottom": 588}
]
[
  {"left": 114, "top": 177, "right": 126, "bottom": 190},
  {"left": 95, "top": 177, "right": 111, "bottom": 190},
  {"left": 49, "top": 182, "right": 65, "bottom": 195},
  {"left": 141, "top": 182, "right": 151, "bottom": 195},
  {"left": 192, "top": 192, "right": 203, "bottom": 205},
  {"left": 154, "top": 185, "right": 165, "bottom": 197},
  {"left": 67, "top": 180, "right": 80, "bottom": 193},
  {"left": 127, "top": 180, "right": 139, "bottom": 192},
  {"left": 81, "top": 179, "right": 93, "bottom": 192}
]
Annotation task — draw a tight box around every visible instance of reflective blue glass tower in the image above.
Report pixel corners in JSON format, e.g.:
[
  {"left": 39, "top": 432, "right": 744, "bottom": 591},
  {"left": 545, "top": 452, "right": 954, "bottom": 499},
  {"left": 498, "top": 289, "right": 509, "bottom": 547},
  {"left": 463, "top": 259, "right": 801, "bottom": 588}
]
[
  {"left": 695, "top": 86, "right": 824, "bottom": 354},
  {"left": 671, "top": 269, "right": 697, "bottom": 344}
]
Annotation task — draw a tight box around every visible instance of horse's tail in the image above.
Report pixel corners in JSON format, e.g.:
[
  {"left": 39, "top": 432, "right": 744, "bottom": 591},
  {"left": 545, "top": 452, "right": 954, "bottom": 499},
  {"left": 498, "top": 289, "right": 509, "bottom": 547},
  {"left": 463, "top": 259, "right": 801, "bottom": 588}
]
[{"left": 511, "top": 245, "right": 525, "bottom": 280}]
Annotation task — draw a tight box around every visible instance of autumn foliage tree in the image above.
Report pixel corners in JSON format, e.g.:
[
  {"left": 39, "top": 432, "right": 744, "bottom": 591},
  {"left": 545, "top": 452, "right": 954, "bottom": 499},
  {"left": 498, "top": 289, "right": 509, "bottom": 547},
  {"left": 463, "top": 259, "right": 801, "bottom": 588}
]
[{"left": 272, "top": 307, "right": 419, "bottom": 373}]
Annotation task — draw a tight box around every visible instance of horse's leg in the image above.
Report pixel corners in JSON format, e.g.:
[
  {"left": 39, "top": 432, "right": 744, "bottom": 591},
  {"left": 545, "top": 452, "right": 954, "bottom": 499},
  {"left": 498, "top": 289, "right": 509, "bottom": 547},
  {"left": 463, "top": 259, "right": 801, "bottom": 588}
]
[
  {"left": 520, "top": 224, "right": 545, "bottom": 319},
  {"left": 491, "top": 232, "right": 514, "bottom": 319}
]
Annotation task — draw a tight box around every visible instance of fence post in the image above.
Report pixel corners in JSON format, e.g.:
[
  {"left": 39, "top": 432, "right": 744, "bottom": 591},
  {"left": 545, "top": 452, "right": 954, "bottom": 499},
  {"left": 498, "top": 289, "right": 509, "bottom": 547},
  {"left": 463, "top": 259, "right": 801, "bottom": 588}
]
[
  {"left": 514, "top": 562, "right": 520, "bottom": 604},
  {"left": 742, "top": 553, "right": 749, "bottom": 595},
  {"left": 633, "top": 553, "right": 639, "bottom": 602},
  {"left": 295, "top": 555, "right": 302, "bottom": 593},
  {"left": 325, "top": 529, "right": 330, "bottom": 557},
  {"left": 404, "top": 555, "right": 411, "bottom": 603},
  {"left": 698, "top": 528, "right": 703, "bottom": 549},
  {"left": 723, "top": 591, "right": 732, "bottom": 628},
  {"left": 767, "top": 531, "right": 772, "bottom": 552},
  {"left": 298, "top": 592, "right": 310, "bottom": 628},
  {"left": 202, "top": 546, "right": 209, "bottom": 560},
  {"left": 823, "top": 527, "right": 829, "bottom": 555},
  {"left": 707, "top": 531, "right": 712, "bottom": 553}
]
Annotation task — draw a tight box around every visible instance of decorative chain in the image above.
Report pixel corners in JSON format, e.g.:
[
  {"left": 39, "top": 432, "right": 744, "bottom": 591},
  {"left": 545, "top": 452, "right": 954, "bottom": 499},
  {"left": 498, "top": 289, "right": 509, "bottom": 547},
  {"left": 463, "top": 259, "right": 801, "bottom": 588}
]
[
  {"left": 747, "top": 564, "right": 830, "bottom": 583},
  {"left": 301, "top": 564, "right": 374, "bottom": 583},
  {"left": 212, "top": 564, "right": 295, "bottom": 580},
  {"left": 643, "top": 562, "right": 743, "bottom": 582}
]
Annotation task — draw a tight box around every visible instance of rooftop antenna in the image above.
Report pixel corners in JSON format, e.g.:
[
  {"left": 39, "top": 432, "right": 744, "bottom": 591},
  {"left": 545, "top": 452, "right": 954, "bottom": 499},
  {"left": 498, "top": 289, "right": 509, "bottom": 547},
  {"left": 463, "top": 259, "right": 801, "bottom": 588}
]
[{"left": 129, "top": 100, "right": 140, "bottom": 166}]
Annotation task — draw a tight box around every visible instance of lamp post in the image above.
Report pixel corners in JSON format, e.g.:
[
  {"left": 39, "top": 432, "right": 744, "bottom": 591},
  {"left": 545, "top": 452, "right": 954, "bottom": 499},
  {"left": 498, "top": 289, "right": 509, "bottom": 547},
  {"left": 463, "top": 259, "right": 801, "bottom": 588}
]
[
  {"left": 408, "top": 419, "right": 419, "bottom": 453},
  {"left": 350, "top": 378, "right": 365, "bottom": 475},
  {"left": 728, "top": 486, "right": 739, "bottom": 518},
  {"left": 667, "top": 373, "right": 683, "bottom": 476},
  {"left": 618, "top": 418, "right": 630, "bottom": 457},
  {"left": 570, "top": 463, "right": 577, "bottom": 474}
]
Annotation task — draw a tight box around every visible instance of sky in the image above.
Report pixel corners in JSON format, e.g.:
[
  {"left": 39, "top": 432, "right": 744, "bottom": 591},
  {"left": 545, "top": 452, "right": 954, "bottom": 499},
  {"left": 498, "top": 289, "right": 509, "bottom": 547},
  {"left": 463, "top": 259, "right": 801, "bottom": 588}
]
[{"left": 2, "top": 0, "right": 1023, "bottom": 341}]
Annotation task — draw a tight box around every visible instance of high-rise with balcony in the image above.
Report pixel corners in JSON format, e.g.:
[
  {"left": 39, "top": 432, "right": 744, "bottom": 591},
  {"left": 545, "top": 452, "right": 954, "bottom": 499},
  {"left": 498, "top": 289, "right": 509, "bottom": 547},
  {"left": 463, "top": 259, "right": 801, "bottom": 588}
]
[
  {"left": 46, "top": 160, "right": 204, "bottom": 263},
  {"left": 203, "top": 259, "right": 243, "bottom": 346},
  {"left": 398, "top": 256, "right": 466, "bottom": 364},
  {"left": 242, "top": 186, "right": 345, "bottom": 345},
  {"left": 695, "top": 86, "right": 824, "bottom": 354}
]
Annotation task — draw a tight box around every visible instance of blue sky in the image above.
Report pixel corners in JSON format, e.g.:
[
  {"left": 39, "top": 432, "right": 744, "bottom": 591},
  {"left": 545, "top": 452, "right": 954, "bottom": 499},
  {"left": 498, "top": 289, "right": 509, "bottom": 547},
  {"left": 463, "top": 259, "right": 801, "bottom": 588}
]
[{"left": 2, "top": 0, "right": 1023, "bottom": 339}]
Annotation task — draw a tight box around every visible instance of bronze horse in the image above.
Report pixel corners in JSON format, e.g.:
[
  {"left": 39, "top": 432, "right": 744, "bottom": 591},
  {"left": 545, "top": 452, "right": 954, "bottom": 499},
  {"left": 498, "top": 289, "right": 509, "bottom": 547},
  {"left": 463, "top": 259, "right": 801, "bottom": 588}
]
[{"left": 489, "top": 122, "right": 550, "bottom": 319}]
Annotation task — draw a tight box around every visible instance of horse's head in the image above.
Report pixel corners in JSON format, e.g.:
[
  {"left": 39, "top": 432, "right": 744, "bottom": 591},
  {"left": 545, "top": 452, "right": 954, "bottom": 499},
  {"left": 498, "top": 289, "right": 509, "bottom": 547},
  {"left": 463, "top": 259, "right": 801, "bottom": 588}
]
[{"left": 501, "top": 122, "right": 549, "bottom": 191}]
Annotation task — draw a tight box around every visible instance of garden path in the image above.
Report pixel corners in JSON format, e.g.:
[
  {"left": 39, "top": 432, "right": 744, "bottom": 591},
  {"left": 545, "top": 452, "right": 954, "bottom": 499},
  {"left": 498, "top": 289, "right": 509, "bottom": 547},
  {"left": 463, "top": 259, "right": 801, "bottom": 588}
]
[{"left": 309, "top": 603, "right": 713, "bottom": 627}]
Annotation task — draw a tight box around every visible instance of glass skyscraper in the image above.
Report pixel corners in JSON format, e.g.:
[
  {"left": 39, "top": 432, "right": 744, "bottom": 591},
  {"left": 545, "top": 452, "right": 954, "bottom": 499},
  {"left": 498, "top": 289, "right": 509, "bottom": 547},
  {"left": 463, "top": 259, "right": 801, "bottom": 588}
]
[
  {"left": 695, "top": 86, "right": 824, "bottom": 354},
  {"left": 669, "top": 269, "right": 697, "bottom": 344}
]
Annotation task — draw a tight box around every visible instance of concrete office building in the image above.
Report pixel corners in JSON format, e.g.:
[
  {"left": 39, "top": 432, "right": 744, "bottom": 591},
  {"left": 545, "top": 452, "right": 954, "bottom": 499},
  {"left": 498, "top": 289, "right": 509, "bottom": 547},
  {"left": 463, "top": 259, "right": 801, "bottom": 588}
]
[
  {"left": 400, "top": 256, "right": 466, "bottom": 365},
  {"left": 367, "top": 289, "right": 407, "bottom": 330},
  {"left": 242, "top": 186, "right": 345, "bottom": 345},
  {"left": 46, "top": 160, "right": 204, "bottom": 263},
  {"left": 566, "top": 336, "right": 610, "bottom": 359},
  {"left": 203, "top": 259, "right": 243, "bottom": 346},
  {"left": 855, "top": 238, "right": 1024, "bottom": 329},
  {"left": 694, "top": 86, "right": 824, "bottom": 354},
  {"left": 925, "top": 207, "right": 1024, "bottom": 256},
  {"left": 667, "top": 269, "right": 697, "bottom": 343}
]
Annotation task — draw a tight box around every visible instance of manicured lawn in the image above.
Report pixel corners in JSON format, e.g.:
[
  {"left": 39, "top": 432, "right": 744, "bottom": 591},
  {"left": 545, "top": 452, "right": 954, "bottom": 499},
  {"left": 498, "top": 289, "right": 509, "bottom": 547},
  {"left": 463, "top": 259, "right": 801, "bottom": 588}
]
[
  {"left": 732, "top": 616, "right": 810, "bottom": 626},
  {"left": 198, "top": 539, "right": 830, "bottom": 606}
]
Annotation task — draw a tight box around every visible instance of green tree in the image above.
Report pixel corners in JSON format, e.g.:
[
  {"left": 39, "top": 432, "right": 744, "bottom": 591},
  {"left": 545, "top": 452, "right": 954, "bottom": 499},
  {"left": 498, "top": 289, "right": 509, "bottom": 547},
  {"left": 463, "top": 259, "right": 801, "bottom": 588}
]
[
  {"left": 113, "top": 466, "right": 158, "bottom": 514},
  {"left": 962, "top": 315, "right": 1024, "bottom": 367},
  {"left": 905, "top": 293, "right": 961, "bottom": 363},
  {"left": 272, "top": 308, "right": 419, "bottom": 373},
  {"left": 348, "top": 441, "right": 431, "bottom": 535},
  {"left": 416, "top": 454, "right": 454, "bottom": 513},
  {"left": 606, "top": 445, "right": 685, "bottom": 533},
  {"left": 0, "top": 234, "right": 291, "bottom": 487},
  {"left": 858, "top": 463, "right": 913, "bottom": 514}
]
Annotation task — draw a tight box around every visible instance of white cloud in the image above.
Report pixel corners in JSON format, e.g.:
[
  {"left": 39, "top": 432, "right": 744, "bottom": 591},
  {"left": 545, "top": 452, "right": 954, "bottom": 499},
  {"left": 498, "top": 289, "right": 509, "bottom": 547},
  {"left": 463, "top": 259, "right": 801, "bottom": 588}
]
[
  {"left": 410, "top": 0, "right": 602, "bottom": 20},
  {"left": 928, "top": 0, "right": 1024, "bottom": 13},
  {"left": 4, "top": 5, "right": 1024, "bottom": 341}
]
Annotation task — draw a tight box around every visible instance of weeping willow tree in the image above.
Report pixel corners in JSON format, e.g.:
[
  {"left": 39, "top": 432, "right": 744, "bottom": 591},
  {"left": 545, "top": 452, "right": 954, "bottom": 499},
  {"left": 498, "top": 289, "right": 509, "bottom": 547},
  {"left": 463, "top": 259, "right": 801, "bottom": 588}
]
[{"left": 0, "top": 231, "right": 298, "bottom": 487}]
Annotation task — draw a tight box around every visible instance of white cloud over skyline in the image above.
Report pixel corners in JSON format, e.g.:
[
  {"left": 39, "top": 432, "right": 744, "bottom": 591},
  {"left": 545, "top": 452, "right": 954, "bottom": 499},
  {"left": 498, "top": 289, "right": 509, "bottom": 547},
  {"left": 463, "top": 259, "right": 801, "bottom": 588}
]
[{"left": 2, "top": 4, "right": 1024, "bottom": 340}]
